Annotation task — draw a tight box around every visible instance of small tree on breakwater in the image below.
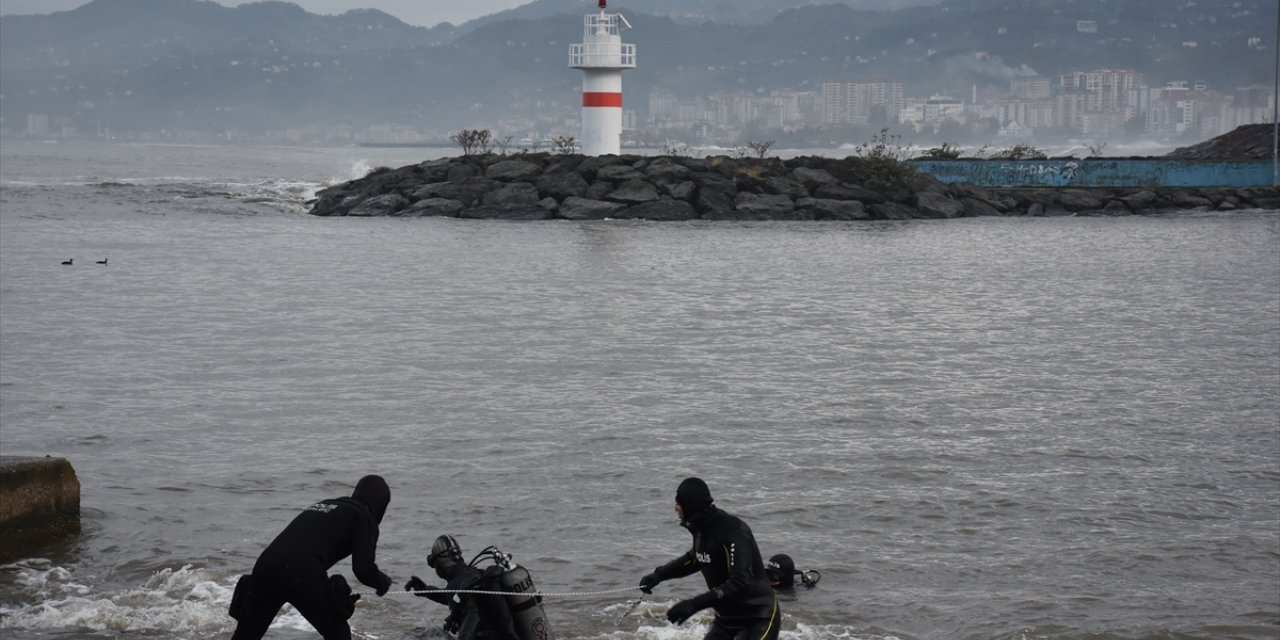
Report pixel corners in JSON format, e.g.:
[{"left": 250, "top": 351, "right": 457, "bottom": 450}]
[{"left": 451, "top": 129, "right": 493, "bottom": 156}]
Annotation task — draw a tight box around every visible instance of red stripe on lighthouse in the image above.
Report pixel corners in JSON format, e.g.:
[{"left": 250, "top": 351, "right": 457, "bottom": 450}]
[{"left": 582, "top": 92, "right": 623, "bottom": 107}]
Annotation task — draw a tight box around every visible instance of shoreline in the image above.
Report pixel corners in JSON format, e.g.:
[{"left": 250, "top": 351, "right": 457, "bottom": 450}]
[{"left": 308, "top": 153, "right": 1280, "bottom": 220}]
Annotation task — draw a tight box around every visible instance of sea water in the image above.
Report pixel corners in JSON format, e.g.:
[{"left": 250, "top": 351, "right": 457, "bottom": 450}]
[{"left": 0, "top": 141, "right": 1278, "bottom": 640}]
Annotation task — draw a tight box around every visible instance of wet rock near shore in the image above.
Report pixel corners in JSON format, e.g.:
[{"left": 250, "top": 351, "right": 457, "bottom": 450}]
[
  {"left": 0, "top": 456, "right": 81, "bottom": 561},
  {"left": 308, "top": 153, "right": 1280, "bottom": 220}
]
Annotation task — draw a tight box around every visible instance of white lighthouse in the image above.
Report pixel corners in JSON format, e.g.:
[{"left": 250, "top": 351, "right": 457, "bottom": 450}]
[{"left": 568, "top": 0, "right": 636, "bottom": 156}]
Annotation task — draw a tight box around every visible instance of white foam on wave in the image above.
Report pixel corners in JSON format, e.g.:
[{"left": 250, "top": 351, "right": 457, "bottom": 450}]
[
  {"left": 593, "top": 598, "right": 895, "bottom": 640},
  {"left": 0, "top": 561, "right": 311, "bottom": 635},
  {"left": 256, "top": 158, "right": 377, "bottom": 210},
  {"left": 347, "top": 159, "right": 376, "bottom": 181}
]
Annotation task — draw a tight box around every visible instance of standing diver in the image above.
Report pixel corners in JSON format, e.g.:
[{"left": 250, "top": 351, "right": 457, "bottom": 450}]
[
  {"left": 404, "top": 535, "right": 519, "bottom": 640},
  {"left": 230, "top": 475, "right": 394, "bottom": 640},
  {"left": 638, "top": 477, "right": 781, "bottom": 640}
]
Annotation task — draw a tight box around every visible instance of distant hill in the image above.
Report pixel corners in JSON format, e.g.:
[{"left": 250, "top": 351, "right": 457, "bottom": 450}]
[
  {"left": 0, "top": 0, "right": 452, "bottom": 63},
  {"left": 0, "top": 0, "right": 1273, "bottom": 136},
  {"left": 460, "top": 0, "right": 945, "bottom": 30}
]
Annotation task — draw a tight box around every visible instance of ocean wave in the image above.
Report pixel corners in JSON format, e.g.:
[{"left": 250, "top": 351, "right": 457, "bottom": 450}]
[{"left": 0, "top": 562, "right": 253, "bottom": 635}]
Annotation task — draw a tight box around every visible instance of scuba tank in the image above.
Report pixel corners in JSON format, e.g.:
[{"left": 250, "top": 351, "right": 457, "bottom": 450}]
[
  {"left": 498, "top": 562, "right": 554, "bottom": 640},
  {"left": 470, "top": 546, "right": 555, "bottom": 640}
]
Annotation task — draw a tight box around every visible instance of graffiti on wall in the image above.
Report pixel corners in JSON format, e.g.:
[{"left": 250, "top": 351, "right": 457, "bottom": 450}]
[{"left": 908, "top": 159, "right": 1271, "bottom": 188}]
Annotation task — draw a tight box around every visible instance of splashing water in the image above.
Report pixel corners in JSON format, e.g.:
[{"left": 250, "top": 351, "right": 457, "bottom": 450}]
[{"left": 0, "top": 563, "right": 307, "bottom": 635}]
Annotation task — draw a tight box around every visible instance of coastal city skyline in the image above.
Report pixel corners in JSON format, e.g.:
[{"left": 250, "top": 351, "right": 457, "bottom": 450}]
[{"left": 2, "top": 0, "right": 1275, "bottom": 153}]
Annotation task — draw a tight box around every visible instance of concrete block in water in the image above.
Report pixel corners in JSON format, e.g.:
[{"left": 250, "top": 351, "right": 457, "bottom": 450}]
[{"left": 0, "top": 456, "right": 81, "bottom": 560}]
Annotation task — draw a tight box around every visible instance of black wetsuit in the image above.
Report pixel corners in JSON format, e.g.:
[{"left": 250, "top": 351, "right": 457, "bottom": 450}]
[
  {"left": 232, "top": 476, "right": 393, "bottom": 640},
  {"left": 652, "top": 506, "right": 781, "bottom": 640},
  {"left": 418, "top": 565, "right": 517, "bottom": 640}
]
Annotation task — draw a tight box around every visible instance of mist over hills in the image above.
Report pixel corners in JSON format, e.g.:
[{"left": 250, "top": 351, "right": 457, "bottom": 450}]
[
  {"left": 0, "top": 0, "right": 1273, "bottom": 142},
  {"left": 464, "top": 0, "right": 944, "bottom": 29}
]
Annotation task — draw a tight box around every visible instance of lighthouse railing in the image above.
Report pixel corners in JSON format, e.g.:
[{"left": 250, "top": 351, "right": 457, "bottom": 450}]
[
  {"left": 583, "top": 14, "right": 622, "bottom": 36},
  {"left": 569, "top": 43, "right": 637, "bottom": 68}
]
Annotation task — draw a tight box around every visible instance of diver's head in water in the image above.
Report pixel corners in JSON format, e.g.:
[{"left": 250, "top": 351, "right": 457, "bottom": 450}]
[{"left": 766, "top": 553, "right": 797, "bottom": 589}]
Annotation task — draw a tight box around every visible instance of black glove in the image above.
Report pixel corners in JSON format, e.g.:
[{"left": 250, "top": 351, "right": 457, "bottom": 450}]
[
  {"left": 375, "top": 572, "right": 391, "bottom": 597},
  {"left": 666, "top": 598, "right": 699, "bottom": 624},
  {"left": 405, "top": 576, "right": 427, "bottom": 593},
  {"left": 667, "top": 589, "right": 718, "bottom": 625},
  {"left": 639, "top": 572, "right": 662, "bottom": 594},
  {"left": 443, "top": 617, "right": 460, "bottom": 635}
]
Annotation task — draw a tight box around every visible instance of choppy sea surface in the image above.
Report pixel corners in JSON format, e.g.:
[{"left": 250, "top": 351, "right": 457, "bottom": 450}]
[{"left": 0, "top": 141, "right": 1278, "bottom": 640}]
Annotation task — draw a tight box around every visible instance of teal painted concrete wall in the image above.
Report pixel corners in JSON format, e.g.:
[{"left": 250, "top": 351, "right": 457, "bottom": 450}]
[{"left": 908, "top": 159, "right": 1275, "bottom": 188}]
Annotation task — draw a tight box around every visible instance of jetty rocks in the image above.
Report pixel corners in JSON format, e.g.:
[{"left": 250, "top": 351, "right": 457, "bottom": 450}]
[{"left": 308, "top": 153, "right": 1280, "bottom": 220}]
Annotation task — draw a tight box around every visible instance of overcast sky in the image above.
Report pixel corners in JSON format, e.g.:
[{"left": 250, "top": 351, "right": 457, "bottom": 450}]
[{"left": 0, "top": 0, "right": 533, "bottom": 27}]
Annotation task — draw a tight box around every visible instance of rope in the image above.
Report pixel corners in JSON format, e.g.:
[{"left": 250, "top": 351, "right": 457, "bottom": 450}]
[{"left": 357, "top": 586, "right": 642, "bottom": 598}]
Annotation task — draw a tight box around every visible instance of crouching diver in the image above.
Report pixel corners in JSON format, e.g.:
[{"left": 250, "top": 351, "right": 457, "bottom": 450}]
[
  {"left": 765, "top": 554, "right": 821, "bottom": 601},
  {"left": 230, "top": 475, "right": 394, "bottom": 640},
  {"left": 405, "top": 535, "right": 538, "bottom": 640},
  {"left": 638, "top": 477, "right": 780, "bottom": 640}
]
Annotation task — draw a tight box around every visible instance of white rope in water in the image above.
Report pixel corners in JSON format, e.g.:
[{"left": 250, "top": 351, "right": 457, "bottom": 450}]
[{"left": 358, "top": 586, "right": 643, "bottom": 598}]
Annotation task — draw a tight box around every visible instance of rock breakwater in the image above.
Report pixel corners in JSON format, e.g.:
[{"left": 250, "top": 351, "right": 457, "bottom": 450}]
[{"left": 308, "top": 154, "right": 1280, "bottom": 220}]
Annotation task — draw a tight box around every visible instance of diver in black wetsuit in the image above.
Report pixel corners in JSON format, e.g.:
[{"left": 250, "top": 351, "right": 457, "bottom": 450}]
[
  {"left": 638, "top": 477, "right": 781, "bottom": 640},
  {"left": 765, "top": 554, "right": 820, "bottom": 601},
  {"left": 404, "top": 535, "right": 518, "bottom": 640},
  {"left": 230, "top": 475, "right": 395, "bottom": 640}
]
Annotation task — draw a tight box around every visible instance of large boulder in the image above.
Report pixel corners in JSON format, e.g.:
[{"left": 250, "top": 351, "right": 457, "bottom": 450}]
[
  {"left": 1055, "top": 189, "right": 1106, "bottom": 211},
  {"left": 1097, "top": 199, "right": 1132, "bottom": 216},
  {"left": 536, "top": 171, "right": 590, "bottom": 200},
  {"left": 447, "top": 163, "right": 481, "bottom": 183},
  {"left": 790, "top": 167, "right": 839, "bottom": 190},
  {"left": 616, "top": 200, "right": 699, "bottom": 221},
  {"left": 460, "top": 204, "right": 552, "bottom": 220},
  {"left": 814, "top": 182, "right": 885, "bottom": 204},
  {"left": 597, "top": 164, "right": 646, "bottom": 182},
  {"left": 310, "top": 188, "right": 358, "bottom": 216},
  {"left": 558, "top": 197, "right": 625, "bottom": 220},
  {"left": 347, "top": 194, "right": 408, "bottom": 217},
  {"left": 431, "top": 177, "right": 503, "bottom": 207},
  {"left": 485, "top": 159, "right": 542, "bottom": 181},
  {"left": 401, "top": 198, "right": 465, "bottom": 217},
  {"left": 762, "top": 176, "right": 810, "bottom": 199},
  {"left": 868, "top": 202, "right": 919, "bottom": 219},
  {"left": 1169, "top": 191, "right": 1214, "bottom": 209},
  {"left": 663, "top": 180, "right": 697, "bottom": 202},
  {"left": 411, "top": 182, "right": 452, "bottom": 200},
  {"left": 417, "top": 159, "right": 454, "bottom": 183},
  {"left": 644, "top": 159, "right": 692, "bottom": 184},
  {"left": 483, "top": 182, "right": 541, "bottom": 206},
  {"left": 1119, "top": 190, "right": 1158, "bottom": 210},
  {"left": 961, "top": 197, "right": 1001, "bottom": 218},
  {"left": 585, "top": 181, "right": 614, "bottom": 201},
  {"left": 607, "top": 179, "right": 662, "bottom": 204},
  {"left": 796, "top": 197, "right": 868, "bottom": 221},
  {"left": 696, "top": 186, "right": 736, "bottom": 217},
  {"left": 914, "top": 192, "right": 966, "bottom": 218},
  {"left": 733, "top": 193, "right": 796, "bottom": 219},
  {"left": 578, "top": 156, "right": 630, "bottom": 180}
]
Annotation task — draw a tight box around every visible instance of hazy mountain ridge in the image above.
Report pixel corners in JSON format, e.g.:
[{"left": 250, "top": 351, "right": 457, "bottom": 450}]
[
  {"left": 0, "top": 0, "right": 452, "bottom": 64},
  {"left": 0, "top": 0, "right": 1272, "bottom": 137},
  {"left": 462, "top": 0, "right": 945, "bottom": 30}
]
